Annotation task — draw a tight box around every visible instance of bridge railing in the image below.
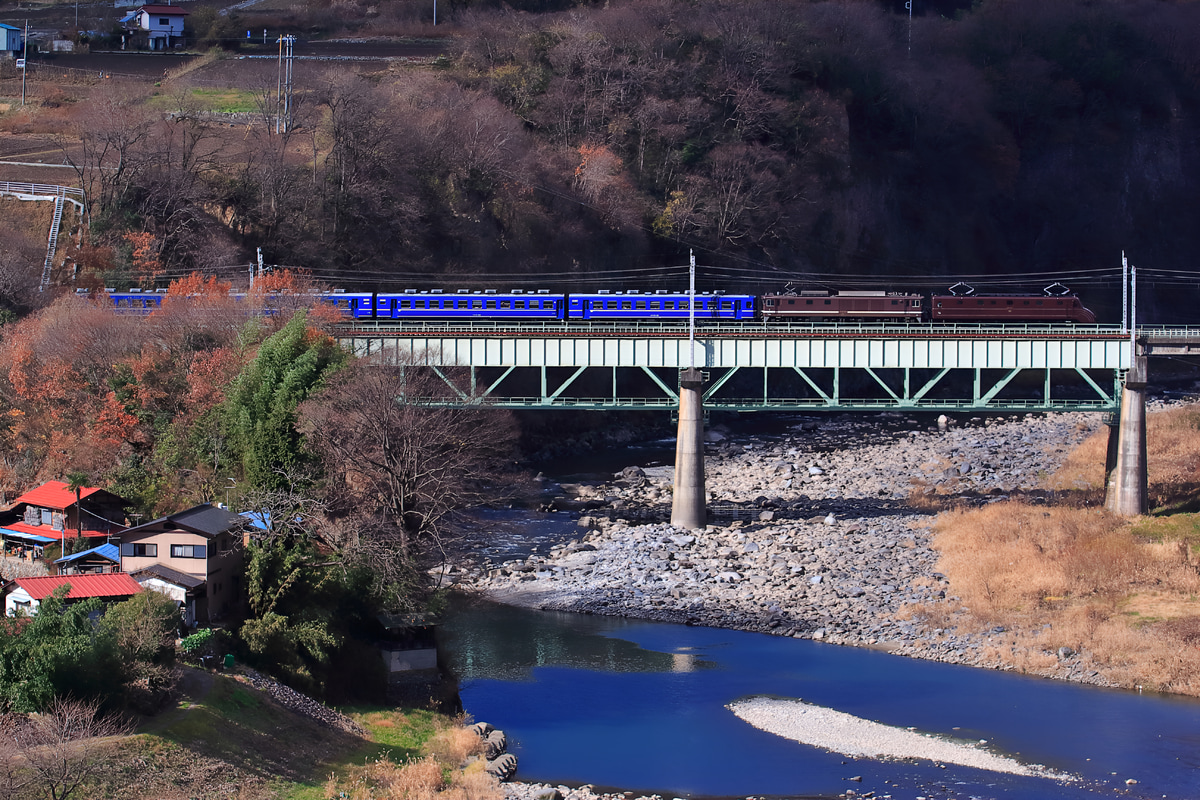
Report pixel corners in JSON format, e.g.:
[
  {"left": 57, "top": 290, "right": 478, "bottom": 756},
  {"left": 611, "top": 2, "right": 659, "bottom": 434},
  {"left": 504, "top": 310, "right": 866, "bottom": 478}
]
[
  {"left": 341, "top": 319, "right": 1150, "bottom": 338},
  {"left": 0, "top": 182, "right": 83, "bottom": 199}
]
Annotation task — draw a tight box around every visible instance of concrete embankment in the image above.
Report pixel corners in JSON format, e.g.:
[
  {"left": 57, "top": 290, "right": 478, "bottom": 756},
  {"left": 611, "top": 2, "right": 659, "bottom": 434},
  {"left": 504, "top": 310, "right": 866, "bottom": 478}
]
[{"left": 463, "top": 411, "right": 1109, "bottom": 681}]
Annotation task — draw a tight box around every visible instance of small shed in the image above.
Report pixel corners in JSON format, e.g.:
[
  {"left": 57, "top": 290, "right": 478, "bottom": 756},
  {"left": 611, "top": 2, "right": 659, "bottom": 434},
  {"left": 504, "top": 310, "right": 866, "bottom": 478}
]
[
  {"left": 377, "top": 613, "right": 441, "bottom": 703},
  {"left": 53, "top": 543, "right": 121, "bottom": 575},
  {"left": 0, "top": 23, "right": 22, "bottom": 56},
  {"left": 2, "top": 573, "right": 142, "bottom": 615}
]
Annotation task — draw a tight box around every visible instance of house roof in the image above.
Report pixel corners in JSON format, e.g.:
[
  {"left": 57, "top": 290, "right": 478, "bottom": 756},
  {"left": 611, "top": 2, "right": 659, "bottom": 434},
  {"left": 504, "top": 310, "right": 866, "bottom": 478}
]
[
  {"left": 2, "top": 522, "right": 108, "bottom": 542},
  {"left": 122, "top": 503, "right": 246, "bottom": 540},
  {"left": 5, "top": 573, "right": 142, "bottom": 601},
  {"left": 54, "top": 543, "right": 120, "bottom": 565},
  {"left": 136, "top": 5, "right": 190, "bottom": 15},
  {"left": 0, "top": 23, "right": 20, "bottom": 31},
  {"left": 14, "top": 480, "right": 106, "bottom": 510},
  {"left": 1, "top": 527, "right": 56, "bottom": 545},
  {"left": 131, "top": 563, "right": 205, "bottom": 590}
]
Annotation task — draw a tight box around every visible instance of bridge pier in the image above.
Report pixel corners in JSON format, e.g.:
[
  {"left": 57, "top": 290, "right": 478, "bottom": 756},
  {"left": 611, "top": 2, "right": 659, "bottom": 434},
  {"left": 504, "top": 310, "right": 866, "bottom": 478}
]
[
  {"left": 671, "top": 368, "right": 707, "bottom": 530},
  {"left": 1105, "top": 354, "right": 1148, "bottom": 516}
]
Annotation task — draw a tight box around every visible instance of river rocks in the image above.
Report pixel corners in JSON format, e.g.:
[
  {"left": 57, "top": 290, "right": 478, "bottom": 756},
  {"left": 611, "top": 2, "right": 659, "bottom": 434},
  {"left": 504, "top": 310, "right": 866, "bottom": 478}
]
[{"left": 465, "top": 411, "right": 1109, "bottom": 685}]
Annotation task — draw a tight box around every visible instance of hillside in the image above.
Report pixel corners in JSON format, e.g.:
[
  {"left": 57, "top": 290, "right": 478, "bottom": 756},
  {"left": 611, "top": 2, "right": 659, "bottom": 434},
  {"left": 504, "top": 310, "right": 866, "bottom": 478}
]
[
  {"left": 0, "top": 0, "right": 1196, "bottom": 320},
  {"left": 11, "top": 665, "right": 492, "bottom": 800}
]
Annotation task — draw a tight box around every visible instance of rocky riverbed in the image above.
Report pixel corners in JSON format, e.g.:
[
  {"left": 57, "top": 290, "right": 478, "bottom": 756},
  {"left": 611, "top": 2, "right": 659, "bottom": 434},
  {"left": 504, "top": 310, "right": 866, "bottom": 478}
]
[
  {"left": 459, "top": 411, "right": 1110, "bottom": 681},
  {"left": 454, "top": 409, "right": 1169, "bottom": 800}
]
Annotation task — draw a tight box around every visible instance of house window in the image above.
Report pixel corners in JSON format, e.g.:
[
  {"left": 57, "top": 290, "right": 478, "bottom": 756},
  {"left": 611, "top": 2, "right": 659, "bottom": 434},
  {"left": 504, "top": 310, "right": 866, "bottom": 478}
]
[
  {"left": 158, "top": 17, "right": 170, "bottom": 25},
  {"left": 120, "top": 543, "right": 157, "bottom": 557},
  {"left": 170, "top": 544, "right": 207, "bottom": 559}
]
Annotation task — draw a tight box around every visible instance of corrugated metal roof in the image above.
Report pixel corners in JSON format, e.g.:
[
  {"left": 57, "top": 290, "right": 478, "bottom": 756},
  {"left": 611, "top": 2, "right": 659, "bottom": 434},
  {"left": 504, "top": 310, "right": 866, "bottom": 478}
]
[
  {"left": 14, "top": 480, "right": 103, "bottom": 510},
  {"left": 53, "top": 543, "right": 120, "bottom": 564},
  {"left": 9, "top": 573, "right": 142, "bottom": 601},
  {"left": 1, "top": 527, "right": 56, "bottom": 544},
  {"left": 2, "top": 521, "right": 108, "bottom": 542}
]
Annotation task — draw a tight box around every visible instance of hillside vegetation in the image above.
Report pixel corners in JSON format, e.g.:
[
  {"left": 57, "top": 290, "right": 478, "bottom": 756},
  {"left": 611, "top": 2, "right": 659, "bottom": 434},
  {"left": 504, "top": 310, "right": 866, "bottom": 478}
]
[
  {"left": 1, "top": 0, "right": 1198, "bottom": 317},
  {"left": 4, "top": 665, "right": 499, "bottom": 800}
]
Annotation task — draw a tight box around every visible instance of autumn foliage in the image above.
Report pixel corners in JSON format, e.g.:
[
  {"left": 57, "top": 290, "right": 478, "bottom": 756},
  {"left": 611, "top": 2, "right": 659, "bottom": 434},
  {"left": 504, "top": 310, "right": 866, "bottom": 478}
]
[{"left": 0, "top": 283, "right": 333, "bottom": 514}]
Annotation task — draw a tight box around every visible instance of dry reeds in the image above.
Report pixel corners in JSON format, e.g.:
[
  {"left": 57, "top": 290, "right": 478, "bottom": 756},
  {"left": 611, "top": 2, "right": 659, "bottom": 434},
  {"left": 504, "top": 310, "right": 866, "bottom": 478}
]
[
  {"left": 927, "top": 499, "right": 1200, "bottom": 694},
  {"left": 324, "top": 718, "right": 501, "bottom": 800}
]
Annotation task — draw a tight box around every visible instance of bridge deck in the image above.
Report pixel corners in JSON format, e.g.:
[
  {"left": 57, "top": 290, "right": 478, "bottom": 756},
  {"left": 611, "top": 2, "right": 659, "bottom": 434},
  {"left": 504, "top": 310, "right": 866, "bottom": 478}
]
[{"left": 335, "top": 323, "right": 1178, "bottom": 412}]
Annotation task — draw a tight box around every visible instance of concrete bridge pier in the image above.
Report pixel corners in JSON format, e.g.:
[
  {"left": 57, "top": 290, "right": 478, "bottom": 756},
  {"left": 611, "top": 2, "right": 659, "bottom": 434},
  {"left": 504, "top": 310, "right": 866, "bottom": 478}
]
[
  {"left": 1105, "top": 354, "right": 1148, "bottom": 516},
  {"left": 671, "top": 368, "right": 707, "bottom": 530}
]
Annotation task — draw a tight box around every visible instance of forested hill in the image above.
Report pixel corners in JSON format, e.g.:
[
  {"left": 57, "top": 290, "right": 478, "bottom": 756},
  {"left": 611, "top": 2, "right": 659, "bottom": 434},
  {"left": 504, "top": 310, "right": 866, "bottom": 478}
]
[
  {"left": 422, "top": 0, "right": 1199, "bottom": 305},
  {"left": 23, "top": 0, "right": 1199, "bottom": 321}
]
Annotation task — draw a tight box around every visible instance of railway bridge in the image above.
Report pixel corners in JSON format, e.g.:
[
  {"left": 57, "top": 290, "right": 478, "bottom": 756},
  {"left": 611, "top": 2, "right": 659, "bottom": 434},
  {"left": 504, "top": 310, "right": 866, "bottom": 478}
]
[{"left": 336, "top": 321, "right": 1200, "bottom": 521}]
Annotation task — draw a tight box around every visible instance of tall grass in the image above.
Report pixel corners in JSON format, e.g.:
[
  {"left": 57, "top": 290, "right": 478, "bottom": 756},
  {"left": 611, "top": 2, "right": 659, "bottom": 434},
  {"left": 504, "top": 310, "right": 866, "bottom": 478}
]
[
  {"left": 925, "top": 499, "right": 1200, "bottom": 694},
  {"left": 323, "top": 718, "right": 502, "bottom": 800}
]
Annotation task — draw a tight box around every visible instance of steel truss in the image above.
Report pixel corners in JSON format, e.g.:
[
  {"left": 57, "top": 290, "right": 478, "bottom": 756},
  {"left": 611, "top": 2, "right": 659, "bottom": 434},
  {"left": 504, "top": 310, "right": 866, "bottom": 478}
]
[{"left": 338, "top": 324, "right": 1133, "bottom": 411}]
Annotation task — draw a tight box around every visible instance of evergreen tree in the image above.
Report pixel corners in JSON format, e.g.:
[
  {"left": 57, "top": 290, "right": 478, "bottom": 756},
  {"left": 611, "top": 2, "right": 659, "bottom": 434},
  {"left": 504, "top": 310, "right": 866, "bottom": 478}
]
[{"left": 223, "top": 311, "right": 346, "bottom": 491}]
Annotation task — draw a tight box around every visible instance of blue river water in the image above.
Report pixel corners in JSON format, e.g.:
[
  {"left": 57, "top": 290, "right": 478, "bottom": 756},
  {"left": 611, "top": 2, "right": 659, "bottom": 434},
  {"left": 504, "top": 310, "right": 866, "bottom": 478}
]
[{"left": 440, "top": 601, "right": 1200, "bottom": 800}]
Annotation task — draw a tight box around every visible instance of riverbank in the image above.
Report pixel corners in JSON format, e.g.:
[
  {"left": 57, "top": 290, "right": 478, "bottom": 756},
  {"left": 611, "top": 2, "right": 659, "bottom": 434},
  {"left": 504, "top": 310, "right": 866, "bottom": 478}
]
[{"left": 463, "top": 410, "right": 1116, "bottom": 684}]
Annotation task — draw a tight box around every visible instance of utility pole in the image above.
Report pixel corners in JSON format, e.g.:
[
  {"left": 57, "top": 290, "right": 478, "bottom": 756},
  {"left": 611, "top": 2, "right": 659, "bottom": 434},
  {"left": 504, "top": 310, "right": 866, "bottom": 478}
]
[
  {"left": 1121, "top": 251, "right": 1128, "bottom": 334},
  {"left": 20, "top": 20, "right": 28, "bottom": 107},
  {"left": 688, "top": 249, "right": 695, "bottom": 370},
  {"left": 276, "top": 35, "right": 295, "bottom": 134}
]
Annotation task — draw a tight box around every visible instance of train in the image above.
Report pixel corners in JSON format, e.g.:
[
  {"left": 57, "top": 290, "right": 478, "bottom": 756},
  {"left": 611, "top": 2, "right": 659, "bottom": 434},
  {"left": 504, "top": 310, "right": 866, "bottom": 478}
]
[{"left": 98, "top": 282, "right": 1097, "bottom": 324}]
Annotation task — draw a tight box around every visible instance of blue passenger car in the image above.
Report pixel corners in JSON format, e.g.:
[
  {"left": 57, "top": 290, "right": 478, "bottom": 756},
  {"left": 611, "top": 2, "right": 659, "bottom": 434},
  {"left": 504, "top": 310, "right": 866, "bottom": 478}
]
[
  {"left": 107, "top": 289, "right": 165, "bottom": 313},
  {"left": 566, "top": 292, "right": 756, "bottom": 321},
  {"left": 375, "top": 291, "right": 566, "bottom": 320},
  {"left": 316, "top": 291, "right": 375, "bottom": 318}
]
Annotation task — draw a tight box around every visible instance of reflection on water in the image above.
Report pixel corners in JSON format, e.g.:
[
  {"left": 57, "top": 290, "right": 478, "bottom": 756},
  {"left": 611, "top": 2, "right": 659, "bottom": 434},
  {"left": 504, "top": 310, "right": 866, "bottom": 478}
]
[
  {"left": 440, "top": 599, "right": 1200, "bottom": 800},
  {"left": 442, "top": 600, "right": 714, "bottom": 681}
]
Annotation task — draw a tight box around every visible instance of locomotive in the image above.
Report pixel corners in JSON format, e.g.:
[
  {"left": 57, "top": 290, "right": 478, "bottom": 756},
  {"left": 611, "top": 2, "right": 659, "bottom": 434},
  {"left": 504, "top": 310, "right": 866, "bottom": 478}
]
[{"left": 100, "top": 282, "right": 1096, "bottom": 324}]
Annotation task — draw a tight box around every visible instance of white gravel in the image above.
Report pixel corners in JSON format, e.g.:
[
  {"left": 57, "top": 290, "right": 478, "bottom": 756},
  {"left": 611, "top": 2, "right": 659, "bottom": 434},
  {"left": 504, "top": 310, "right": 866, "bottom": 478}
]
[{"left": 728, "top": 697, "right": 1074, "bottom": 780}]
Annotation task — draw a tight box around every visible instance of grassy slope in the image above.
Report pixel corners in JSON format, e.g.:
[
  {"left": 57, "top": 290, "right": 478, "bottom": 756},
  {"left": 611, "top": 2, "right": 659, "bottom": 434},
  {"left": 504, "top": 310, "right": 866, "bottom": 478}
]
[{"left": 67, "top": 667, "right": 447, "bottom": 800}]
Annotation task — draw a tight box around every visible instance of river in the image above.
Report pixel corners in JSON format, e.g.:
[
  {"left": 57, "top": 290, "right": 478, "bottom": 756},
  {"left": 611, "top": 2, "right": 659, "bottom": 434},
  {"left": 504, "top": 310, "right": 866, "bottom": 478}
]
[
  {"left": 441, "top": 598, "right": 1200, "bottom": 800},
  {"left": 441, "top": 415, "right": 1200, "bottom": 800}
]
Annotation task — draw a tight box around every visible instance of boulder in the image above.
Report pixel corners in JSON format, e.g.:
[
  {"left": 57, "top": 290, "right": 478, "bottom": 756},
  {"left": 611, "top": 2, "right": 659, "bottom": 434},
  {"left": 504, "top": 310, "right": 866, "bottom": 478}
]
[{"left": 486, "top": 753, "right": 518, "bottom": 780}]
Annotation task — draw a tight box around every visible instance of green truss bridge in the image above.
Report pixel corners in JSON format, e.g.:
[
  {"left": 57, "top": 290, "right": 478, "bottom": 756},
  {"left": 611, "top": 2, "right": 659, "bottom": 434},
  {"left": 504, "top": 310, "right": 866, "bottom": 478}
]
[{"left": 335, "top": 321, "right": 1197, "bottom": 412}]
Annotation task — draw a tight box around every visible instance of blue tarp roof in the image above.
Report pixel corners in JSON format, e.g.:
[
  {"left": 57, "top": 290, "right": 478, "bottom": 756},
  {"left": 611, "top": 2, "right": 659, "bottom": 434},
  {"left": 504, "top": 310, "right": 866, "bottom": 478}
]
[
  {"left": 2, "top": 527, "right": 55, "bottom": 545},
  {"left": 240, "top": 510, "right": 270, "bottom": 531},
  {"left": 53, "top": 543, "right": 120, "bottom": 564}
]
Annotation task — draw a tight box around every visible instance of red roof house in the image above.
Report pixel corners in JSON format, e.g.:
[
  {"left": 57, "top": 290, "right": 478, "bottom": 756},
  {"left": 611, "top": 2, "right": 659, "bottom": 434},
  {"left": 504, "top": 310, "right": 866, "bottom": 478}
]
[
  {"left": 1, "top": 480, "right": 129, "bottom": 549},
  {"left": 2, "top": 573, "right": 142, "bottom": 615}
]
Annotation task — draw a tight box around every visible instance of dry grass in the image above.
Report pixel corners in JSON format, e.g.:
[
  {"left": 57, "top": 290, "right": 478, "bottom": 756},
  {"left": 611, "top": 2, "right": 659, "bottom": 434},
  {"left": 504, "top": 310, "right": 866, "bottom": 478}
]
[
  {"left": 923, "top": 499, "right": 1200, "bottom": 694},
  {"left": 1048, "top": 404, "right": 1200, "bottom": 511},
  {"left": 323, "top": 718, "right": 501, "bottom": 800}
]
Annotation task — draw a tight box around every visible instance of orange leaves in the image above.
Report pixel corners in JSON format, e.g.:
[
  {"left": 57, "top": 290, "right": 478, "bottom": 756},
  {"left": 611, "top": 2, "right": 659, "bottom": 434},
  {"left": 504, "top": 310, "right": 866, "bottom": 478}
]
[
  {"left": 91, "top": 391, "right": 141, "bottom": 448},
  {"left": 165, "top": 272, "right": 233, "bottom": 298},
  {"left": 124, "top": 232, "right": 162, "bottom": 285}
]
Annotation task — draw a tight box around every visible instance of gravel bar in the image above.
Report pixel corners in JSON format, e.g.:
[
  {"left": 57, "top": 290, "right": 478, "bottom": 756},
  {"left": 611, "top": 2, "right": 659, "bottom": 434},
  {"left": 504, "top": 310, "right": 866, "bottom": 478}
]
[{"left": 727, "top": 696, "right": 1074, "bottom": 780}]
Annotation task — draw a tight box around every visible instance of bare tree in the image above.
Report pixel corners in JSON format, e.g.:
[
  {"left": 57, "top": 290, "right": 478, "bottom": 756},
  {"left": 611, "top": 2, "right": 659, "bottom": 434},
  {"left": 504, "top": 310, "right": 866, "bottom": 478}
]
[
  {"left": 4, "top": 698, "right": 131, "bottom": 800},
  {"left": 297, "top": 358, "right": 524, "bottom": 563}
]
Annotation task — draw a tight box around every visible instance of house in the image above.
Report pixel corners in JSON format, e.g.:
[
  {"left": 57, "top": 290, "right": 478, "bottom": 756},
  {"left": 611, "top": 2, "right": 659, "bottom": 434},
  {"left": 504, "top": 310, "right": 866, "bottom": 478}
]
[
  {"left": 0, "top": 23, "right": 22, "bottom": 57},
  {"left": 116, "top": 503, "right": 246, "bottom": 624},
  {"left": 123, "top": 4, "right": 189, "bottom": 50},
  {"left": 2, "top": 573, "right": 142, "bottom": 615},
  {"left": 0, "top": 480, "right": 128, "bottom": 556},
  {"left": 53, "top": 543, "right": 121, "bottom": 575},
  {"left": 129, "top": 563, "right": 206, "bottom": 627}
]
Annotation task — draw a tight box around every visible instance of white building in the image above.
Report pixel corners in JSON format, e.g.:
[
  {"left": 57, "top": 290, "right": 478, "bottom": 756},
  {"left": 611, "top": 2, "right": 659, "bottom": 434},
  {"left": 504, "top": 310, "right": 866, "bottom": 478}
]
[{"left": 126, "top": 4, "right": 189, "bottom": 50}]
